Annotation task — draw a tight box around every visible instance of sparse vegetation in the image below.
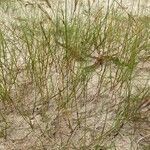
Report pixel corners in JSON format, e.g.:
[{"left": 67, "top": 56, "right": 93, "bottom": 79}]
[{"left": 0, "top": 0, "right": 149, "bottom": 149}]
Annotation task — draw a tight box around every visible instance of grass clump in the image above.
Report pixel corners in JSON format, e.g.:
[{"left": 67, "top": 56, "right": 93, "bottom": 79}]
[{"left": 0, "top": 0, "right": 149, "bottom": 149}]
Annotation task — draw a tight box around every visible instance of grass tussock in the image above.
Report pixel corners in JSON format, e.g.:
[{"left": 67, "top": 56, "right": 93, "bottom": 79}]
[{"left": 0, "top": 0, "right": 150, "bottom": 149}]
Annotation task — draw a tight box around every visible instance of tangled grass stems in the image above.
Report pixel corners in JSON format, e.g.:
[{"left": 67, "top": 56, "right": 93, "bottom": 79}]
[{"left": 0, "top": 0, "right": 149, "bottom": 149}]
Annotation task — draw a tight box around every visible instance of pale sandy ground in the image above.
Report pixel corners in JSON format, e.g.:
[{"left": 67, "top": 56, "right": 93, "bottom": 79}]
[{"left": 0, "top": 0, "right": 149, "bottom": 149}]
